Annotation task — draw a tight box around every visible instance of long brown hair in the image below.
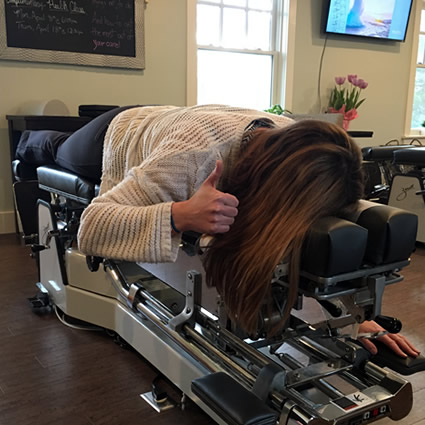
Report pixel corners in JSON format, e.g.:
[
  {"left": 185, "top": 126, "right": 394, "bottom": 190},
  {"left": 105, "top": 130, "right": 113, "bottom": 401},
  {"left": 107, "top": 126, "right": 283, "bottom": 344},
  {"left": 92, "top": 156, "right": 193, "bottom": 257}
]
[{"left": 202, "top": 120, "right": 364, "bottom": 335}]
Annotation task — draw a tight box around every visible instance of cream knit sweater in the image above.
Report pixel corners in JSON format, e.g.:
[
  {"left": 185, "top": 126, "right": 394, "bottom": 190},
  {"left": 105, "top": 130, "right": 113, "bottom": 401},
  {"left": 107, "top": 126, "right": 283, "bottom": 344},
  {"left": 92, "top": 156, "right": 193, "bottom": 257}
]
[{"left": 77, "top": 105, "right": 293, "bottom": 263}]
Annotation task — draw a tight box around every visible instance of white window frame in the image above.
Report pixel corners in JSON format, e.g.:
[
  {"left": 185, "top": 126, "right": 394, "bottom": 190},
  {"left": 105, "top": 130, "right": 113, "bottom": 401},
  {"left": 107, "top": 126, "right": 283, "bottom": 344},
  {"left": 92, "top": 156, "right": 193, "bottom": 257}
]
[
  {"left": 405, "top": 0, "right": 425, "bottom": 137},
  {"left": 186, "top": 0, "right": 296, "bottom": 110}
]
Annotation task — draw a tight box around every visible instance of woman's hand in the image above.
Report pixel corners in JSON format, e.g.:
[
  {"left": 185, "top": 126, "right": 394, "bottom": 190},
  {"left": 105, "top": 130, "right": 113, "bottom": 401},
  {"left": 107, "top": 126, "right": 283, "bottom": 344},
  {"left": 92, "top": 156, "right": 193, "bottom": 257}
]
[
  {"left": 171, "top": 160, "right": 239, "bottom": 234},
  {"left": 358, "top": 320, "right": 420, "bottom": 358}
]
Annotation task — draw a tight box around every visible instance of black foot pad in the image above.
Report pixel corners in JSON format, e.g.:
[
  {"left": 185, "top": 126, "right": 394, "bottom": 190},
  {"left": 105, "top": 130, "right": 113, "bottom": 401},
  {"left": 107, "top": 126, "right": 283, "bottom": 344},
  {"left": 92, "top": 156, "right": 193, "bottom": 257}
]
[{"left": 192, "top": 372, "right": 278, "bottom": 425}]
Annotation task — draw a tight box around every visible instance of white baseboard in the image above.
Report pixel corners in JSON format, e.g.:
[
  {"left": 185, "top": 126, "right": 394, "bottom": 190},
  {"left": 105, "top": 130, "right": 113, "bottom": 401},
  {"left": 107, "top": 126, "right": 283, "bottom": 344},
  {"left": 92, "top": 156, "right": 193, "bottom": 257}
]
[{"left": 0, "top": 211, "right": 16, "bottom": 234}]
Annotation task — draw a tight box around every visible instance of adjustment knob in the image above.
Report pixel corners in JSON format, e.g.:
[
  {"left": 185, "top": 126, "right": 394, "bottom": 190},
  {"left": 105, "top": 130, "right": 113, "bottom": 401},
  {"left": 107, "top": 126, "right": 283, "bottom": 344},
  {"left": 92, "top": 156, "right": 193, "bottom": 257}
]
[
  {"left": 31, "top": 244, "right": 46, "bottom": 253},
  {"left": 375, "top": 315, "right": 402, "bottom": 334}
]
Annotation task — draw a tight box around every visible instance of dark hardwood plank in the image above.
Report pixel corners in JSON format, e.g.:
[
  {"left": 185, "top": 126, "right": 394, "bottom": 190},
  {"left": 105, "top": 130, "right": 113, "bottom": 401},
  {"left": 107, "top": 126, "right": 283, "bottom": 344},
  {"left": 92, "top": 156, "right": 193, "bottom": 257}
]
[{"left": 0, "top": 235, "right": 214, "bottom": 425}]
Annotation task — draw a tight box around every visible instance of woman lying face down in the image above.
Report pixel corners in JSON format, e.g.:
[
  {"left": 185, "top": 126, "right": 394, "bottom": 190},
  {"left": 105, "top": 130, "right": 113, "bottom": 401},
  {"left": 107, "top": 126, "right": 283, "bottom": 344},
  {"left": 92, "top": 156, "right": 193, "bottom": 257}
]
[{"left": 77, "top": 105, "right": 419, "bottom": 358}]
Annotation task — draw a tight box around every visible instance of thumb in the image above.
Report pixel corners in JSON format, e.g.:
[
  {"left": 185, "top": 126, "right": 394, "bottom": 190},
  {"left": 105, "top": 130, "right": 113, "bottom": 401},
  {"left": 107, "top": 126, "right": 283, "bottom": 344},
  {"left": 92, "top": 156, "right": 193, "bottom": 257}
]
[{"left": 204, "top": 160, "right": 223, "bottom": 188}]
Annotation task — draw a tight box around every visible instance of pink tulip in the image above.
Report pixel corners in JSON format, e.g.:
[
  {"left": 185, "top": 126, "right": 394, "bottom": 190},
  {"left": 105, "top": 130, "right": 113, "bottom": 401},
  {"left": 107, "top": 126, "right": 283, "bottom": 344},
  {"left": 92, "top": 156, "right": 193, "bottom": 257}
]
[
  {"left": 357, "top": 79, "right": 368, "bottom": 89},
  {"left": 347, "top": 74, "right": 357, "bottom": 83},
  {"left": 329, "top": 73, "right": 368, "bottom": 114}
]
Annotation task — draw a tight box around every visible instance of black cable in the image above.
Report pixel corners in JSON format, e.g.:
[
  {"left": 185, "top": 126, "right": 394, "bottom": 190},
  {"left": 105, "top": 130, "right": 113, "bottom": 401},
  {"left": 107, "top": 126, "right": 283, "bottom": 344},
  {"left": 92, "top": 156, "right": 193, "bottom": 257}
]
[
  {"left": 385, "top": 139, "right": 400, "bottom": 146},
  {"left": 317, "top": 34, "right": 329, "bottom": 113}
]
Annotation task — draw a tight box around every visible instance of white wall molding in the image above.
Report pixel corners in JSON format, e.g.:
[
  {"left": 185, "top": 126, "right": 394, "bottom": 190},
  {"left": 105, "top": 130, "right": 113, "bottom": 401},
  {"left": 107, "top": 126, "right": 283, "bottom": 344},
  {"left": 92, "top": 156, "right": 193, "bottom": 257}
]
[
  {"left": 282, "top": 0, "right": 296, "bottom": 110},
  {"left": 404, "top": 0, "right": 422, "bottom": 136},
  {"left": 186, "top": 0, "right": 197, "bottom": 106}
]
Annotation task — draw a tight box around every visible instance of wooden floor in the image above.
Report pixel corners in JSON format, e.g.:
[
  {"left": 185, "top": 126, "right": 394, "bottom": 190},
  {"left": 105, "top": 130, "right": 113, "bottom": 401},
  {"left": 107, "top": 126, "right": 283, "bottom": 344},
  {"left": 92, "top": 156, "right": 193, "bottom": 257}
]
[
  {"left": 0, "top": 234, "right": 214, "bottom": 425},
  {"left": 0, "top": 233, "right": 424, "bottom": 425}
]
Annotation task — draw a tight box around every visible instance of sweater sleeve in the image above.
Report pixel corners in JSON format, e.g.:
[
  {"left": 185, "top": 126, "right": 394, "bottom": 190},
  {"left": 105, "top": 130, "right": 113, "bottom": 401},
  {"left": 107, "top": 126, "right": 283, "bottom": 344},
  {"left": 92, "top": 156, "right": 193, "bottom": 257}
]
[
  {"left": 77, "top": 152, "right": 197, "bottom": 263},
  {"left": 78, "top": 197, "right": 177, "bottom": 263}
]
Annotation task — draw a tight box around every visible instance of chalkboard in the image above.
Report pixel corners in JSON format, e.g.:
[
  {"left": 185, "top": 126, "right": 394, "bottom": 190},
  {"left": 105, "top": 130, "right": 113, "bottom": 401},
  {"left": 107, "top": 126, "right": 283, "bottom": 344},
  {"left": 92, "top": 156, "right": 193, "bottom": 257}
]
[{"left": 0, "top": 0, "right": 144, "bottom": 69}]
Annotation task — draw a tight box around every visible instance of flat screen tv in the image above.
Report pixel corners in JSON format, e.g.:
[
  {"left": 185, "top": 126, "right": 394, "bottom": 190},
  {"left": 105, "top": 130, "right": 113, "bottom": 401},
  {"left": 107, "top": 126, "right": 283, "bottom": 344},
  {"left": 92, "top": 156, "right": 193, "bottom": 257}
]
[{"left": 325, "top": 0, "right": 413, "bottom": 42}]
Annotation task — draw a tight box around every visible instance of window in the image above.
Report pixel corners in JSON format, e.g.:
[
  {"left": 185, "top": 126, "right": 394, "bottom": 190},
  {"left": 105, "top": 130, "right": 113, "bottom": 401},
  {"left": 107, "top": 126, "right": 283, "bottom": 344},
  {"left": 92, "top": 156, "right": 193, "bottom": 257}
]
[
  {"left": 410, "top": 0, "right": 425, "bottom": 131},
  {"left": 194, "top": 0, "right": 286, "bottom": 111}
]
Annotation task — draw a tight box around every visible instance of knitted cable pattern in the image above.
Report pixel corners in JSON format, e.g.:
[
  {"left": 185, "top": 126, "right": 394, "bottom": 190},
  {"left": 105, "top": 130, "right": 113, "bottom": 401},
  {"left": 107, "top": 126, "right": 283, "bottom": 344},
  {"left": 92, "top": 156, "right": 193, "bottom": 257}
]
[{"left": 78, "top": 105, "right": 293, "bottom": 263}]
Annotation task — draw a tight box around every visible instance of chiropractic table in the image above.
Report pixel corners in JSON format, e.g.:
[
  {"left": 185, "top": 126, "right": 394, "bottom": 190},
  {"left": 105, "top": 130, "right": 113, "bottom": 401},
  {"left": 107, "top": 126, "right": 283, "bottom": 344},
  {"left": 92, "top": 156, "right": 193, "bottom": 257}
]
[{"left": 10, "top": 156, "right": 425, "bottom": 425}]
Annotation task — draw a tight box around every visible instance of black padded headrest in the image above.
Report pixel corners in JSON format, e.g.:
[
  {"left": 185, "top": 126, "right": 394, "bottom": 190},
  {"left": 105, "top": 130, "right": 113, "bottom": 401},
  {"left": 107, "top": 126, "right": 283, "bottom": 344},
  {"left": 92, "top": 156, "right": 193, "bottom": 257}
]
[
  {"left": 302, "top": 217, "right": 367, "bottom": 277},
  {"left": 37, "top": 165, "right": 99, "bottom": 205},
  {"left": 361, "top": 145, "right": 413, "bottom": 161},
  {"left": 393, "top": 147, "right": 425, "bottom": 167},
  {"left": 301, "top": 201, "right": 417, "bottom": 277},
  {"left": 344, "top": 201, "right": 418, "bottom": 265}
]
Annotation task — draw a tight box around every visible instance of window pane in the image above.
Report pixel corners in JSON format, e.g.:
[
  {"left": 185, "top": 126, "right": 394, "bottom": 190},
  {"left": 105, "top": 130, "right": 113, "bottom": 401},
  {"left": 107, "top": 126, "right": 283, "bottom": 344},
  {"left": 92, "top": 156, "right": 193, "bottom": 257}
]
[
  {"left": 418, "top": 35, "right": 425, "bottom": 65},
  {"left": 247, "top": 11, "right": 271, "bottom": 50},
  {"left": 222, "top": 7, "right": 246, "bottom": 48},
  {"left": 197, "top": 50, "right": 272, "bottom": 110},
  {"left": 421, "top": 9, "right": 425, "bottom": 32},
  {"left": 248, "top": 0, "right": 273, "bottom": 11},
  {"left": 223, "top": 0, "right": 246, "bottom": 6},
  {"left": 411, "top": 67, "right": 425, "bottom": 128},
  {"left": 197, "top": 5, "right": 220, "bottom": 46}
]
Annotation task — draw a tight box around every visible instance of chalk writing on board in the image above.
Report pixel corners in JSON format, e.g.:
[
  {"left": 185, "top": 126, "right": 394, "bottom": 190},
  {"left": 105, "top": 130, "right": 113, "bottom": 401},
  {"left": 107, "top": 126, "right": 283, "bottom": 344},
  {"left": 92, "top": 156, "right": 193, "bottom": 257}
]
[{"left": 4, "top": 0, "right": 136, "bottom": 57}]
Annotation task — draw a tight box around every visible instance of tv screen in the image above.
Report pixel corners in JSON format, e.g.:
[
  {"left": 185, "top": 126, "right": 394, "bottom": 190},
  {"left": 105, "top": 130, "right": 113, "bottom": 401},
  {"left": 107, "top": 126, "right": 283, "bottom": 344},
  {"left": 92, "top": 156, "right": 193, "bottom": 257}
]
[{"left": 325, "top": 0, "right": 413, "bottom": 42}]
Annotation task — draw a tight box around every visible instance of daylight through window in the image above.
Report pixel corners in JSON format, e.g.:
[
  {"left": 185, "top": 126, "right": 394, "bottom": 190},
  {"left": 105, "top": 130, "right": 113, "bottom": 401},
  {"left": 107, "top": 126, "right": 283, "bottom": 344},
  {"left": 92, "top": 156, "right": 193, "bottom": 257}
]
[{"left": 196, "top": 0, "right": 283, "bottom": 110}]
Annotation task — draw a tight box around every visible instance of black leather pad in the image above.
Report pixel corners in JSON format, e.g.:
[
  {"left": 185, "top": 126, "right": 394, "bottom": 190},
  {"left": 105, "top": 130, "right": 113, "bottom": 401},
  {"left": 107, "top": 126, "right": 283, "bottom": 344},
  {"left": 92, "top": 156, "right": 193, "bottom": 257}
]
[
  {"left": 192, "top": 372, "right": 278, "bottom": 425},
  {"left": 302, "top": 217, "right": 367, "bottom": 277},
  {"left": 354, "top": 203, "right": 418, "bottom": 265},
  {"left": 372, "top": 340, "right": 425, "bottom": 376},
  {"left": 393, "top": 147, "right": 425, "bottom": 166},
  {"left": 361, "top": 145, "right": 413, "bottom": 161},
  {"left": 301, "top": 201, "right": 417, "bottom": 278},
  {"left": 37, "top": 165, "right": 98, "bottom": 205}
]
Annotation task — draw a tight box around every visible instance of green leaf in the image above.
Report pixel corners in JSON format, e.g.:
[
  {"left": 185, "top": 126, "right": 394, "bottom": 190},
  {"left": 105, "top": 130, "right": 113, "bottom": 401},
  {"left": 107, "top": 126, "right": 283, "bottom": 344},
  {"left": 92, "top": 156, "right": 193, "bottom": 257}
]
[
  {"left": 355, "top": 98, "right": 366, "bottom": 109},
  {"left": 264, "top": 104, "right": 292, "bottom": 115}
]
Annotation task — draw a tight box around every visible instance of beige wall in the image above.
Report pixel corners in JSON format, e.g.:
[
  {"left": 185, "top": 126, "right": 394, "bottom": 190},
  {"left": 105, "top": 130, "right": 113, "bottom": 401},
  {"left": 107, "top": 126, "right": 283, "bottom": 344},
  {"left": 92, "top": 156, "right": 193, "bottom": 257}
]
[
  {"left": 0, "top": 0, "right": 418, "bottom": 233},
  {"left": 0, "top": 0, "right": 187, "bottom": 233},
  {"left": 289, "top": 0, "right": 415, "bottom": 148}
]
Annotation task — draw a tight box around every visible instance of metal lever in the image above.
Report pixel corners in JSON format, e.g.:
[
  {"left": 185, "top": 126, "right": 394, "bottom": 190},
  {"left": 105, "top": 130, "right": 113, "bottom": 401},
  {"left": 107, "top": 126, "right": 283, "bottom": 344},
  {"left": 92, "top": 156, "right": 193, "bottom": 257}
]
[{"left": 31, "top": 230, "right": 60, "bottom": 253}]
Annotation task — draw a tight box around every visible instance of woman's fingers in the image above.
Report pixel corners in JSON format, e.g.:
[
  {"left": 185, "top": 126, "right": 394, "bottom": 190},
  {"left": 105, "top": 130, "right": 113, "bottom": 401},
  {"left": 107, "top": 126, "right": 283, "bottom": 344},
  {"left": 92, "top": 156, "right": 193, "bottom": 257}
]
[
  {"left": 381, "top": 334, "right": 420, "bottom": 358},
  {"left": 403, "top": 337, "right": 421, "bottom": 356},
  {"left": 217, "top": 203, "right": 238, "bottom": 217},
  {"left": 379, "top": 336, "right": 409, "bottom": 358},
  {"left": 221, "top": 193, "right": 239, "bottom": 208},
  {"left": 359, "top": 338, "right": 377, "bottom": 355},
  {"left": 358, "top": 320, "right": 420, "bottom": 358}
]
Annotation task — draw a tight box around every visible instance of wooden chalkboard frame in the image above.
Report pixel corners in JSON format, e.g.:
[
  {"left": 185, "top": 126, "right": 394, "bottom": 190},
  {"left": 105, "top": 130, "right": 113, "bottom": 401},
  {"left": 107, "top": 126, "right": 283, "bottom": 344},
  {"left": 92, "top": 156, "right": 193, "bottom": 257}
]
[{"left": 0, "top": 0, "right": 145, "bottom": 69}]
